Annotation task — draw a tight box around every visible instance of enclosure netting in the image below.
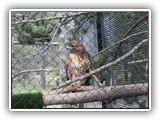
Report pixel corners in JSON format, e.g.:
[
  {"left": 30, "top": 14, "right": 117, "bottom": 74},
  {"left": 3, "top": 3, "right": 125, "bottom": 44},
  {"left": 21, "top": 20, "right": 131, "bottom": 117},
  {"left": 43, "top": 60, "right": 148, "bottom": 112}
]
[{"left": 11, "top": 11, "right": 149, "bottom": 109}]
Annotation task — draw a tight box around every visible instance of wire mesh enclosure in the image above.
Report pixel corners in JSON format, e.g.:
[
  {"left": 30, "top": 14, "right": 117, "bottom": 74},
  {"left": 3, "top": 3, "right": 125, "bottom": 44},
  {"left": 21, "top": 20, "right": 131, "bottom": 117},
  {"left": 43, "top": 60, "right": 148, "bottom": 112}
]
[{"left": 10, "top": 10, "right": 150, "bottom": 109}]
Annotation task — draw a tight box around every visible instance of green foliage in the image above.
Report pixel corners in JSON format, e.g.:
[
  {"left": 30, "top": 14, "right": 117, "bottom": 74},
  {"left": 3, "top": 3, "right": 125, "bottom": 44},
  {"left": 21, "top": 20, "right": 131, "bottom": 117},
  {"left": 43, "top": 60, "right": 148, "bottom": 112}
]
[
  {"left": 81, "top": 27, "right": 88, "bottom": 34},
  {"left": 13, "top": 12, "right": 58, "bottom": 44},
  {"left": 11, "top": 92, "right": 43, "bottom": 109},
  {"left": 74, "top": 18, "right": 81, "bottom": 26},
  {"left": 73, "top": 14, "right": 95, "bottom": 39},
  {"left": 46, "top": 12, "right": 56, "bottom": 16}
]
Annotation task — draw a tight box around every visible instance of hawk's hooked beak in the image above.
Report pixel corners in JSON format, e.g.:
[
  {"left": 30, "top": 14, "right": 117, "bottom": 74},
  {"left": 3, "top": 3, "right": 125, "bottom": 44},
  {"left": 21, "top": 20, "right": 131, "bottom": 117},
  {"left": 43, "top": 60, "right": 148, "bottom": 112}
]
[
  {"left": 66, "top": 46, "right": 74, "bottom": 51},
  {"left": 65, "top": 42, "right": 74, "bottom": 51}
]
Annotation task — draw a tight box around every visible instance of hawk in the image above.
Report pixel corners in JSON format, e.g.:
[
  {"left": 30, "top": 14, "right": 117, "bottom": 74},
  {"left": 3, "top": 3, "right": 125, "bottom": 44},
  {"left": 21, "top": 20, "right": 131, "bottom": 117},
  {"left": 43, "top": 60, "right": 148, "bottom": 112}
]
[{"left": 65, "top": 41, "right": 91, "bottom": 90}]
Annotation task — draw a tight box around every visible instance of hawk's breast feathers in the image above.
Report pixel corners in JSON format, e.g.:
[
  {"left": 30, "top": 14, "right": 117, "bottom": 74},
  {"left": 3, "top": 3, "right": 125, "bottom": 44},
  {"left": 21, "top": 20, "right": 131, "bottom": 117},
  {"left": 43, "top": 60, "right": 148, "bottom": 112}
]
[{"left": 65, "top": 41, "right": 91, "bottom": 87}]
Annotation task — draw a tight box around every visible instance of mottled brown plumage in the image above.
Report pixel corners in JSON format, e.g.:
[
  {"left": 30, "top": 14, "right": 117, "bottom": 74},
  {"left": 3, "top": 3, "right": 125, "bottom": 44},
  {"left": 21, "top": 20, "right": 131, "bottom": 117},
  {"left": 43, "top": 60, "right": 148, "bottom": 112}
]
[{"left": 65, "top": 41, "right": 91, "bottom": 90}]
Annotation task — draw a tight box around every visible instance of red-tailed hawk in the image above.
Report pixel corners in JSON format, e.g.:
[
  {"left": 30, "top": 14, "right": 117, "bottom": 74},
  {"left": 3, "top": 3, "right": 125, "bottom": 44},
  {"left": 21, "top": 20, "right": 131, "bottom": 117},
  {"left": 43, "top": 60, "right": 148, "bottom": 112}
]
[{"left": 65, "top": 41, "right": 91, "bottom": 90}]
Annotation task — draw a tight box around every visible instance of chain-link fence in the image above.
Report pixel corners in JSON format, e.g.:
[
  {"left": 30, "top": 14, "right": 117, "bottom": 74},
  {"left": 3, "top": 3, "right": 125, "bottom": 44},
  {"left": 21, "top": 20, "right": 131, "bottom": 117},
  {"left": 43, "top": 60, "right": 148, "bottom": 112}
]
[{"left": 11, "top": 10, "right": 149, "bottom": 109}]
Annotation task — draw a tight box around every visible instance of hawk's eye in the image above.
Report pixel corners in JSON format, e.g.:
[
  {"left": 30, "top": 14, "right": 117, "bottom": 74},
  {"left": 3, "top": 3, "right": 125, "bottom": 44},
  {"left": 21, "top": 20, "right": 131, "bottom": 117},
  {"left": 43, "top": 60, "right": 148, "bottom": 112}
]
[{"left": 70, "top": 45, "right": 74, "bottom": 47}]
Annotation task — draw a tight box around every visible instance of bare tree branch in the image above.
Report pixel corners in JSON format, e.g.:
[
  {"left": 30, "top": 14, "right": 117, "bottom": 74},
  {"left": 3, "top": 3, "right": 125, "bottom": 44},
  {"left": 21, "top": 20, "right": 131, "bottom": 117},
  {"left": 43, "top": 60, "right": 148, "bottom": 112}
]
[
  {"left": 51, "top": 39, "right": 148, "bottom": 90},
  {"left": 112, "top": 14, "right": 148, "bottom": 60},
  {"left": 128, "top": 59, "right": 148, "bottom": 64},
  {"left": 12, "top": 68, "right": 53, "bottom": 80},
  {"left": 12, "top": 12, "right": 90, "bottom": 25},
  {"left": 91, "top": 75, "right": 104, "bottom": 87},
  {"left": 91, "top": 31, "right": 148, "bottom": 58},
  {"left": 13, "top": 12, "right": 40, "bottom": 30},
  {"left": 44, "top": 83, "right": 148, "bottom": 105},
  {"left": 12, "top": 40, "right": 60, "bottom": 45},
  {"left": 40, "top": 16, "right": 66, "bottom": 52},
  {"left": 123, "top": 13, "right": 148, "bottom": 38}
]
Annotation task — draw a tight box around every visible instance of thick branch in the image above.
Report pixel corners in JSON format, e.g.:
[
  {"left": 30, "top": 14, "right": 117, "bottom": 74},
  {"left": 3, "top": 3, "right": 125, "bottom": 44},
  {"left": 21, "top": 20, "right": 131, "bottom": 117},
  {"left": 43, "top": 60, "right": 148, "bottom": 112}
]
[
  {"left": 51, "top": 39, "right": 148, "bottom": 90},
  {"left": 44, "top": 83, "right": 148, "bottom": 105}
]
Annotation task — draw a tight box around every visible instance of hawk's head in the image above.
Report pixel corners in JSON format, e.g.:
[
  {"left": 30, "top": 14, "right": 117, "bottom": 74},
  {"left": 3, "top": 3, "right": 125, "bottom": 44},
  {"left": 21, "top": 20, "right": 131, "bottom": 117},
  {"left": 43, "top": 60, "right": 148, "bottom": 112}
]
[{"left": 66, "top": 41, "right": 85, "bottom": 53}]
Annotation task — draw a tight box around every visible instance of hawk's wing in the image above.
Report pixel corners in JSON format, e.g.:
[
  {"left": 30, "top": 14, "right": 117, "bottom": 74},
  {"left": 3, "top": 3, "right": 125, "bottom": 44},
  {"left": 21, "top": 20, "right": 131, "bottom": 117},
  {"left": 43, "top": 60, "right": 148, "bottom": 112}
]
[{"left": 65, "top": 51, "right": 91, "bottom": 86}]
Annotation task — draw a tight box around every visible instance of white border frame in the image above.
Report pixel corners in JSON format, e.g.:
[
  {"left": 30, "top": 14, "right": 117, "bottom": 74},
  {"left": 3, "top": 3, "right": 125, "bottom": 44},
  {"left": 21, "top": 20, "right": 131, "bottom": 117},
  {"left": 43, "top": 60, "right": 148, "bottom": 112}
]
[{"left": 9, "top": 9, "right": 151, "bottom": 111}]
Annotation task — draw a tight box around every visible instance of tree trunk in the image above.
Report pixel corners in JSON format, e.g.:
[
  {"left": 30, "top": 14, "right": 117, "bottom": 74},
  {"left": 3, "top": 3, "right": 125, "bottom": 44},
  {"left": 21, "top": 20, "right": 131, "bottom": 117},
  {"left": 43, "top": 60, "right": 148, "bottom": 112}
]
[{"left": 40, "top": 45, "right": 46, "bottom": 88}]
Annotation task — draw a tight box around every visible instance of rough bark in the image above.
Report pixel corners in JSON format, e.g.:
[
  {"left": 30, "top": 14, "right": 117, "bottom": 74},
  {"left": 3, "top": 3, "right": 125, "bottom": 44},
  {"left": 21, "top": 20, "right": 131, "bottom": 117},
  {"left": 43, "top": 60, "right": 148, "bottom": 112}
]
[{"left": 43, "top": 83, "right": 148, "bottom": 106}]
